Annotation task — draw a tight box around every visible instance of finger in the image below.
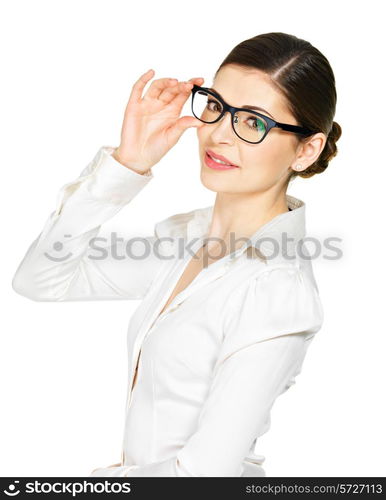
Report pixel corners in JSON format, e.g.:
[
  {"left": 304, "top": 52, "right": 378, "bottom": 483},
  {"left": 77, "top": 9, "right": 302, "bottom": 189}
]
[
  {"left": 173, "top": 77, "right": 205, "bottom": 105},
  {"left": 129, "top": 69, "right": 155, "bottom": 103},
  {"left": 158, "top": 76, "right": 205, "bottom": 104},
  {"left": 158, "top": 80, "right": 192, "bottom": 105},
  {"left": 167, "top": 115, "right": 205, "bottom": 145},
  {"left": 188, "top": 77, "right": 205, "bottom": 86},
  {"left": 169, "top": 81, "right": 196, "bottom": 109},
  {"left": 156, "top": 80, "right": 183, "bottom": 104},
  {"left": 144, "top": 77, "right": 179, "bottom": 100}
]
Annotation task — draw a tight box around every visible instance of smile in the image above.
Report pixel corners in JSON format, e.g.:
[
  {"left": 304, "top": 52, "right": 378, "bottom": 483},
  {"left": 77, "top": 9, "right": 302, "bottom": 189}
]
[{"left": 204, "top": 151, "right": 240, "bottom": 171}]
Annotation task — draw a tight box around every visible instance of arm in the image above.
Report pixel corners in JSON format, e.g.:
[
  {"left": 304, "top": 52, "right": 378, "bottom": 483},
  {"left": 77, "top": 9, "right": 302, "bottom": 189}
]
[
  {"left": 90, "top": 333, "right": 312, "bottom": 477},
  {"left": 89, "top": 266, "right": 324, "bottom": 477},
  {"left": 11, "top": 146, "right": 167, "bottom": 301},
  {"left": 13, "top": 69, "right": 207, "bottom": 302}
]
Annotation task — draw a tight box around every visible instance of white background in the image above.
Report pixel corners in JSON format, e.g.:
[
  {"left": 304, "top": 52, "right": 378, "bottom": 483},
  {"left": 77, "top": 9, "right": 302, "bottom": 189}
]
[{"left": 1, "top": 0, "right": 385, "bottom": 477}]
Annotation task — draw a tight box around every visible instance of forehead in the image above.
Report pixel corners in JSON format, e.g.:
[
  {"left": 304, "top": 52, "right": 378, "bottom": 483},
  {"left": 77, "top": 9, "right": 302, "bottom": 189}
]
[{"left": 212, "top": 65, "right": 292, "bottom": 120}]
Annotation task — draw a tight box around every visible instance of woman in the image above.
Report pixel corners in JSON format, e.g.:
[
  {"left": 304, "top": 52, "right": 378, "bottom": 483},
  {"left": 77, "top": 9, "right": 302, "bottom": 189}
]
[{"left": 12, "top": 32, "right": 341, "bottom": 477}]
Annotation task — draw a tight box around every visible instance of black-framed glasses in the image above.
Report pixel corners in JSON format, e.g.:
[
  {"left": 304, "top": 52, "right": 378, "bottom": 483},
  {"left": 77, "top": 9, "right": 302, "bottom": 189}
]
[{"left": 191, "top": 85, "right": 317, "bottom": 144}]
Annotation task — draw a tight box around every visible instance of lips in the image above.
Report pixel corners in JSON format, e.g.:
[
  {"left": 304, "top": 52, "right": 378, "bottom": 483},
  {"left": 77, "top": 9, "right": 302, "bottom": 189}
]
[{"left": 205, "top": 149, "right": 239, "bottom": 167}]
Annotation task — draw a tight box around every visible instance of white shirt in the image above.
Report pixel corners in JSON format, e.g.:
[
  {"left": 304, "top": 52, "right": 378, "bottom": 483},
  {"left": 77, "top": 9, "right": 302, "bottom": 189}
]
[{"left": 12, "top": 145, "right": 324, "bottom": 477}]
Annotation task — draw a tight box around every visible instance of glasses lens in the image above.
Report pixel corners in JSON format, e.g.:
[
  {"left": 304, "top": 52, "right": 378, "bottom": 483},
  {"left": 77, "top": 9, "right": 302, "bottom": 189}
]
[
  {"left": 233, "top": 110, "right": 268, "bottom": 143},
  {"left": 192, "top": 89, "right": 268, "bottom": 143},
  {"left": 192, "top": 90, "right": 223, "bottom": 123}
]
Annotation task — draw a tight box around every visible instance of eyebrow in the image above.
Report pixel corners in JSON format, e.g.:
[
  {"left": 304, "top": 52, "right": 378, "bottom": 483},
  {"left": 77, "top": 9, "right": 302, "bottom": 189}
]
[{"left": 207, "top": 87, "right": 275, "bottom": 119}]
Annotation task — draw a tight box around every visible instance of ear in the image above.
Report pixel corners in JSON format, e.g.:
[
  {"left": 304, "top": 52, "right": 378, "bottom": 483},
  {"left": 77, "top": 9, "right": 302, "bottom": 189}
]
[{"left": 291, "top": 132, "right": 327, "bottom": 172}]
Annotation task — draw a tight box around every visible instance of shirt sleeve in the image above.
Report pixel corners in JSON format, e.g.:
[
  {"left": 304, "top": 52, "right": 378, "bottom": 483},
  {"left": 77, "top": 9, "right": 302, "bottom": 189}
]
[
  {"left": 88, "top": 265, "right": 324, "bottom": 477},
  {"left": 11, "top": 145, "right": 168, "bottom": 301}
]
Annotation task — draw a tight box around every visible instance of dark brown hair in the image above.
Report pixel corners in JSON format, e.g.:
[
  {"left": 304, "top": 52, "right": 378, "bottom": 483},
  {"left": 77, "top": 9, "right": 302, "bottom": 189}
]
[{"left": 214, "top": 32, "right": 342, "bottom": 181}]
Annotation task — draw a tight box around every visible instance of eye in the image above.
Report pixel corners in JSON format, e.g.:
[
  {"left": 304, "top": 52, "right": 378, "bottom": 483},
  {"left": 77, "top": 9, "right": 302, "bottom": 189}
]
[
  {"left": 246, "top": 116, "right": 266, "bottom": 131},
  {"left": 206, "top": 98, "right": 222, "bottom": 113}
]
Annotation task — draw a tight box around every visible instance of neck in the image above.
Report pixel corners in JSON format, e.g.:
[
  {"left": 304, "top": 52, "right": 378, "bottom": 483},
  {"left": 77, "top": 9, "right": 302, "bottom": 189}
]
[{"left": 205, "top": 190, "right": 289, "bottom": 253}]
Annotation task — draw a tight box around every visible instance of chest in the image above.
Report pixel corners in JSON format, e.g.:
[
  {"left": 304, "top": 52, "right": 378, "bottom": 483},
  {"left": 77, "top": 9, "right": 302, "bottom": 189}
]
[
  {"left": 158, "top": 241, "right": 243, "bottom": 316},
  {"left": 132, "top": 243, "right": 221, "bottom": 386},
  {"left": 125, "top": 245, "right": 262, "bottom": 397},
  {"left": 157, "top": 243, "right": 208, "bottom": 317}
]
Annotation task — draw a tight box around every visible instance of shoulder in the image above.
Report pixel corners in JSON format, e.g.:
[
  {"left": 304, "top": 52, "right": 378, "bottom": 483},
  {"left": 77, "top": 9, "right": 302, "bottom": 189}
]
[{"left": 217, "top": 263, "right": 324, "bottom": 367}]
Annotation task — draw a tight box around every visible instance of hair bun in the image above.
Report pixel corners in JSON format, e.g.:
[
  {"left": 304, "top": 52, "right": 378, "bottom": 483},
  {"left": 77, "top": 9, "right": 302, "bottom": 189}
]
[{"left": 328, "top": 121, "right": 342, "bottom": 143}]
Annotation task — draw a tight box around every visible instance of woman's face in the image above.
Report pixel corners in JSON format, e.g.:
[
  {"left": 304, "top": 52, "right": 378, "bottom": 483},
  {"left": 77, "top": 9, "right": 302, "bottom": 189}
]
[{"left": 196, "top": 65, "right": 303, "bottom": 194}]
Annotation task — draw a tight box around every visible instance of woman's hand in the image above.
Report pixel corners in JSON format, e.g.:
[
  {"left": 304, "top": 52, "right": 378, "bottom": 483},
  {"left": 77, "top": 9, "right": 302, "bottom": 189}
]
[{"left": 113, "top": 69, "right": 205, "bottom": 174}]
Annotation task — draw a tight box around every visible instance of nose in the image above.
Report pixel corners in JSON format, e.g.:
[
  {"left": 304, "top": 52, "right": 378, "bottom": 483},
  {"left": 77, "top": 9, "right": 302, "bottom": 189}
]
[{"left": 209, "top": 111, "right": 235, "bottom": 144}]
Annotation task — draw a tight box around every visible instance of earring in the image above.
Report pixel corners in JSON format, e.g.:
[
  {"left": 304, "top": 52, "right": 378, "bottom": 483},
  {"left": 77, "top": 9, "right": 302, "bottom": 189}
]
[{"left": 294, "top": 164, "right": 303, "bottom": 171}]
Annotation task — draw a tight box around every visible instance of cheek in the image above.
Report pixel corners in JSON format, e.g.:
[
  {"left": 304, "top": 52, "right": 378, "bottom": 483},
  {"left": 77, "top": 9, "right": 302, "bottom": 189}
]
[
  {"left": 241, "top": 136, "right": 293, "bottom": 178},
  {"left": 196, "top": 129, "right": 294, "bottom": 193}
]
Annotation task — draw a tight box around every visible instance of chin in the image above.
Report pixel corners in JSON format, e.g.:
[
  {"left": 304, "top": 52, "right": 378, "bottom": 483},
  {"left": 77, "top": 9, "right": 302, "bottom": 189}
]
[{"left": 199, "top": 168, "right": 239, "bottom": 193}]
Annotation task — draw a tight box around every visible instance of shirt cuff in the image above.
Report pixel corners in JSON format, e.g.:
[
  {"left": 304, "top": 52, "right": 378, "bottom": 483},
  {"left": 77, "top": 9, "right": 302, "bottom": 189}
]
[{"left": 85, "top": 146, "right": 154, "bottom": 204}]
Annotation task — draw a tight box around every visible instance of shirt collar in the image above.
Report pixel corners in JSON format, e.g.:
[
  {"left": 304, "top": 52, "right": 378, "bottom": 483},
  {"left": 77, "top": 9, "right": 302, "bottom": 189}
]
[{"left": 186, "top": 194, "right": 306, "bottom": 264}]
